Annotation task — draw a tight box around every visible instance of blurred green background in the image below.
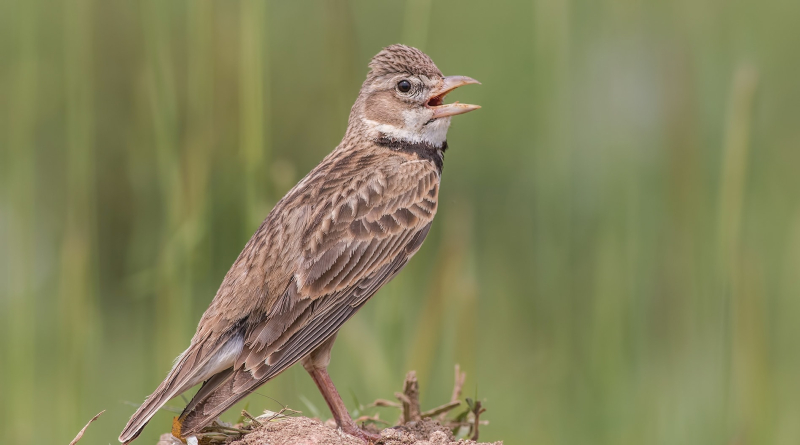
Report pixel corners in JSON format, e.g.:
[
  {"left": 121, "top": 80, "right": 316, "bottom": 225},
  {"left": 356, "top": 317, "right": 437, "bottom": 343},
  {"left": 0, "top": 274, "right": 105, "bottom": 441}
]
[{"left": 2, "top": 0, "right": 799, "bottom": 444}]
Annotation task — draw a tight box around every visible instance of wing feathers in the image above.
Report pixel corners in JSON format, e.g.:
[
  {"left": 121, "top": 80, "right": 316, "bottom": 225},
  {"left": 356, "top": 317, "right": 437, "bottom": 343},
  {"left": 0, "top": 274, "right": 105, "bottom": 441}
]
[{"left": 173, "top": 161, "right": 440, "bottom": 437}]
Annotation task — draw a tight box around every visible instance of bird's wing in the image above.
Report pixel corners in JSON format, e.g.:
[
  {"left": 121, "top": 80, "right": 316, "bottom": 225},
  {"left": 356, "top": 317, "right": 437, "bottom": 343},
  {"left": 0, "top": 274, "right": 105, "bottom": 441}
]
[{"left": 179, "top": 160, "right": 440, "bottom": 434}]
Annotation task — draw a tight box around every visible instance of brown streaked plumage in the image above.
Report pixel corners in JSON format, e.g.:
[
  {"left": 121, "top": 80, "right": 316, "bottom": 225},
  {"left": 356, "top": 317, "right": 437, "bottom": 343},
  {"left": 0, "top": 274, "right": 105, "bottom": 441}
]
[{"left": 119, "top": 44, "right": 479, "bottom": 444}]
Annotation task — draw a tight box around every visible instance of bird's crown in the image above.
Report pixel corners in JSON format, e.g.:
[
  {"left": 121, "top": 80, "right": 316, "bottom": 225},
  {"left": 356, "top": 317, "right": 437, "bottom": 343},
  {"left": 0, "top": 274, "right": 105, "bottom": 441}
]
[{"left": 368, "top": 44, "right": 443, "bottom": 79}]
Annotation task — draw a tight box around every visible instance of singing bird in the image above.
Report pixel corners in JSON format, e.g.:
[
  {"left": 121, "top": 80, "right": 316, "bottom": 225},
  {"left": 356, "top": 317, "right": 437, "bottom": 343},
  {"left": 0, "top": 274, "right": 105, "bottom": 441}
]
[{"left": 119, "top": 44, "right": 480, "bottom": 444}]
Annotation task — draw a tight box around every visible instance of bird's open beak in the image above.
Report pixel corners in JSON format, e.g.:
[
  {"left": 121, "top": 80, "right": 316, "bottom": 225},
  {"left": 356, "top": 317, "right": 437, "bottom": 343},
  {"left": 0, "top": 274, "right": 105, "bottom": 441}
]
[{"left": 428, "top": 75, "right": 481, "bottom": 119}]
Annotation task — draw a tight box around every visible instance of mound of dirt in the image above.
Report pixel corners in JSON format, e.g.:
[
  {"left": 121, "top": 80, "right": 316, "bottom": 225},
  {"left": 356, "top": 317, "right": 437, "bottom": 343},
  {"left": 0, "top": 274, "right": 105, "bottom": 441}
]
[{"left": 157, "top": 417, "right": 501, "bottom": 445}]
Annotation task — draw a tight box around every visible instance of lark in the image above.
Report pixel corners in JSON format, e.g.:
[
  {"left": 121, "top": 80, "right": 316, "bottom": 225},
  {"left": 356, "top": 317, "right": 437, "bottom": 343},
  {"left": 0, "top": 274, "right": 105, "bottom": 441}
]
[{"left": 119, "top": 44, "right": 479, "bottom": 444}]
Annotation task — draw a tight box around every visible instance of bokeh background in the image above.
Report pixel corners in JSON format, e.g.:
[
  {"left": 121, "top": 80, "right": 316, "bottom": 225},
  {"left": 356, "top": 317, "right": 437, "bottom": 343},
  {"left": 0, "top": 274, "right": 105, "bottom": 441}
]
[{"left": 2, "top": 0, "right": 799, "bottom": 444}]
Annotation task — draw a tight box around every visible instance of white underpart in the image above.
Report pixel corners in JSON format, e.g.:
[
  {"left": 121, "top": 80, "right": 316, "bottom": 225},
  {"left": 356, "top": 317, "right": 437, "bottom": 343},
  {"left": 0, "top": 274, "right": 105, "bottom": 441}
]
[
  {"left": 364, "top": 110, "right": 451, "bottom": 147},
  {"left": 196, "top": 333, "right": 244, "bottom": 380},
  {"left": 169, "top": 333, "right": 244, "bottom": 391},
  {"left": 186, "top": 435, "right": 199, "bottom": 445}
]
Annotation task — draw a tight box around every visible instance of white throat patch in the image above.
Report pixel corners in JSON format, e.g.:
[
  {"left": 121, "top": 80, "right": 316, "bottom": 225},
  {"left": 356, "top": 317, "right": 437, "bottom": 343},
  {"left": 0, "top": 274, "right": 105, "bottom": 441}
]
[{"left": 364, "top": 111, "right": 451, "bottom": 147}]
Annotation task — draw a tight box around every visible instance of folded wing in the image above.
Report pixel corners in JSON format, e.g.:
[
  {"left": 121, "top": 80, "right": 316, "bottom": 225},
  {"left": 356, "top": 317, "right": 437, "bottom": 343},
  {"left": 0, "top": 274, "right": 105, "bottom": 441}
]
[{"left": 179, "top": 160, "right": 440, "bottom": 434}]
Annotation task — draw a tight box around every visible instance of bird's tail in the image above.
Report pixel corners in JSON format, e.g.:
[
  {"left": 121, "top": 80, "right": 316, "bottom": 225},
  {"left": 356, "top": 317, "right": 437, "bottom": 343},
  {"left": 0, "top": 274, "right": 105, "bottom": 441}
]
[
  {"left": 118, "top": 347, "right": 205, "bottom": 444},
  {"left": 178, "top": 367, "right": 264, "bottom": 436}
]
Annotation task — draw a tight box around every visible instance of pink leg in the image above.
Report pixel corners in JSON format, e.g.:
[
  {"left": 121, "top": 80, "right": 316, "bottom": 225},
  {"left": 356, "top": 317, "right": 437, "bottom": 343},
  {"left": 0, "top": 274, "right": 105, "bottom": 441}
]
[{"left": 307, "top": 367, "right": 381, "bottom": 443}]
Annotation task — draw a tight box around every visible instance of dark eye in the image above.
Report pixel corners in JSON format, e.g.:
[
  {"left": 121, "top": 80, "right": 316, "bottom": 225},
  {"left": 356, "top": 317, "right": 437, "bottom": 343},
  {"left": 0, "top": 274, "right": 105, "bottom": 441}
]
[{"left": 397, "top": 79, "right": 412, "bottom": 93}]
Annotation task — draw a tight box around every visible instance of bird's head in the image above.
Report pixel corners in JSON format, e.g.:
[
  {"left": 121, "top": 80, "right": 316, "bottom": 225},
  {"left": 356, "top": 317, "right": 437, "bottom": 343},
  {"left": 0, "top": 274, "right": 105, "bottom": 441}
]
[{"left": 349, "top": 44, "right": 480, "bottom": 148}]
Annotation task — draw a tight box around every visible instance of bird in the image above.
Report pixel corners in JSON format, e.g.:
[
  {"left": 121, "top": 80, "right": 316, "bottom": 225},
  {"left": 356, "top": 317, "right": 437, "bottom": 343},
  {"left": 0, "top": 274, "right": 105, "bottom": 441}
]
[{"left": 119, "top": 44, "right": 480, "bottom": 444}]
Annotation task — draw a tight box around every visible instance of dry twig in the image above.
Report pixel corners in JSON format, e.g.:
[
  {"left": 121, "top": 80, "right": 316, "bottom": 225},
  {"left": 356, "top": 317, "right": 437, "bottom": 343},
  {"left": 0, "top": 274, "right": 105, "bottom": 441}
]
[
  {"left": 355, "top": 413, "right": 391, "bottom": 426},
  {"left": 439, "top": 364, "right": 466, "bottom": 422},
  {"left": 396, "top": 371, "right": 421, "bottom": 424},
  {"left": 421, "top": 400, "right": 461, "bottom": 418},
  {"left": 470, "top": 400, "right": 487, "bottom": 441},
  {"left": 370, "top": 398, "right": 402, "bottom": 408}
]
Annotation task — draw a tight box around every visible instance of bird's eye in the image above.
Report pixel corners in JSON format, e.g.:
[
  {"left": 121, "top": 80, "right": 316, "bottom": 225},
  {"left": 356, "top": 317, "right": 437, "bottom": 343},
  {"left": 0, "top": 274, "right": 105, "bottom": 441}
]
[{"left": 397, "top": 80, "right": 412, "bottom": 93}]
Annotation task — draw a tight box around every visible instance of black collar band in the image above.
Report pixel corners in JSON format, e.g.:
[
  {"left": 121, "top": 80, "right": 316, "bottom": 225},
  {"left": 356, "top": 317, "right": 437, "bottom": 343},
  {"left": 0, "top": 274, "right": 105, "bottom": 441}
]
[{"left": 375, "top": 135, "right": 447, "bottom": 173}]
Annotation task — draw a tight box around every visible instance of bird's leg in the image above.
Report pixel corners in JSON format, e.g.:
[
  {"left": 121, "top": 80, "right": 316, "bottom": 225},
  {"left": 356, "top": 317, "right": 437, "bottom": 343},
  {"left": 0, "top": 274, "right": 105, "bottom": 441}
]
[
  {"left": 307, "top": 367, "right": 380, "bottom": 442},
  {"left": 302, "top": 335, "right": 381, "bottom": 443}
]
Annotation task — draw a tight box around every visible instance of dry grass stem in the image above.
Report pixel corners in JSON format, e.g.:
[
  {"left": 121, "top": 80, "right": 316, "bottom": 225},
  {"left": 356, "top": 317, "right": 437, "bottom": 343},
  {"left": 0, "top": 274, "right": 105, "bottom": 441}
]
[
  {"left": 68, "top": 410, "right": 104, "bottom": 445},
  {"left": 241, "top": 410, "right": 263, "bottom": 427}
]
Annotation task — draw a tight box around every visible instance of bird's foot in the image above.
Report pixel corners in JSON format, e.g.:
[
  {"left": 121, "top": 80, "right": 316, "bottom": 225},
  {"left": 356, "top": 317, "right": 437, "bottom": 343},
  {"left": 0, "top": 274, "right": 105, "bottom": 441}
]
[{"left": 340, "top": 421, "right": 382, "bottom": 444}]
